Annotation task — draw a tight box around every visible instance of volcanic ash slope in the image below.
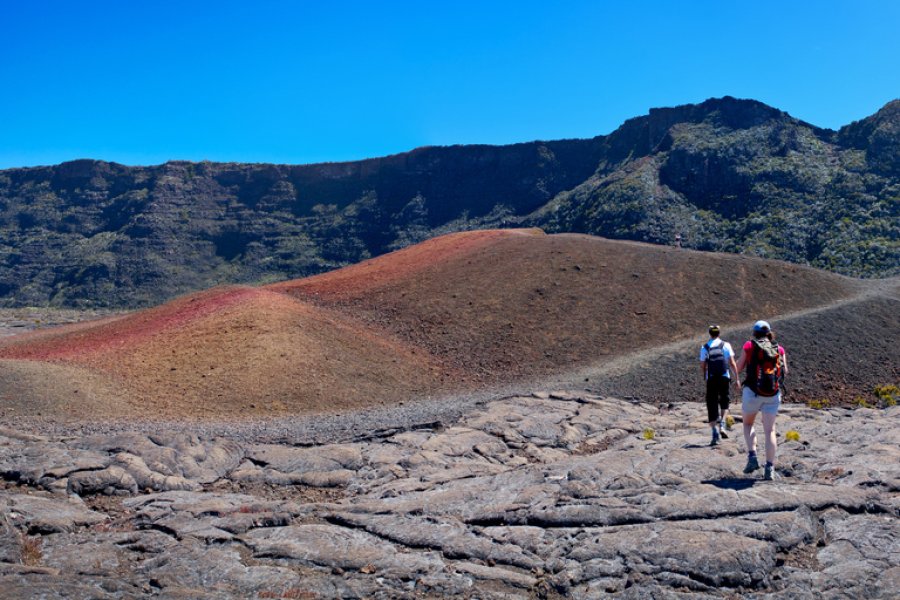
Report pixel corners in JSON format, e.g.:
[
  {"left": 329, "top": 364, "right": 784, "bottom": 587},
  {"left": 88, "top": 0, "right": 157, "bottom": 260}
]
[
  {"left": 0, "top": 286, "right": 444, "bottom": 419},
  {"left": 1, "top": 228, "right": 896, "bottom": 421}
]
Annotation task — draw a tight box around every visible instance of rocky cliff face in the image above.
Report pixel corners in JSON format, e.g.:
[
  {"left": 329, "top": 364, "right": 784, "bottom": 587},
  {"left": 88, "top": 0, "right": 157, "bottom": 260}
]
[
  {"left": 1, "top": 97, "right": 897, "bottom": 307},
  {"left": 537, "top": 98, "right": 899, "bottom": 274}
]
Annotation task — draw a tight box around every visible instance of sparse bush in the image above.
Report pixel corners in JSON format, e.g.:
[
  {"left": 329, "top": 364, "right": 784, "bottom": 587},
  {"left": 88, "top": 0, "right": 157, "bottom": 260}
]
[
  {"left": 19, "top": 533, "right": 42, "bottom": 566},
  {"left": 854, "top": 396, "right": 873, "bottom": 409},
  {"left": 808, "top": 398, "right": 830, "bottom": 410},
  {"left": 725, "top": 415, "right": 735, "bottom": 428},
  {"left": 785, "top": 430, "right": 801, "bottom": 442},
  {"left": 642, "top": 428, "right": 655, "bottom": 440},
  {"left": 874, "top": 384, "right": 899, "bottom": 407}
]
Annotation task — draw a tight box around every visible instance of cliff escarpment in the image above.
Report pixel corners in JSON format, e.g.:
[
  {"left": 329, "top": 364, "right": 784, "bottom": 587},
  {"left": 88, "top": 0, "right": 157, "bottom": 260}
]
[{"left": 1, "top": 97, "right": 897, "bottom": 307}]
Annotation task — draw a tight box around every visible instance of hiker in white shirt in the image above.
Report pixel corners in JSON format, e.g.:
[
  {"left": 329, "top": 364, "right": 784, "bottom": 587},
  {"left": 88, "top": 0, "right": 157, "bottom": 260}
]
[{"left": 699, "top": 325, "right": 739, "bottom": 446}]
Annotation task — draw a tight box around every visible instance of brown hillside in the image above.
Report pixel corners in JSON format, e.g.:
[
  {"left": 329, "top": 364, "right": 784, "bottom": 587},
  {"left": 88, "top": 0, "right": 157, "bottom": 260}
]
[
  {"left": 0, "top": 229, "right": 881, "bottom": 421},
  {"left": 272, "top": 230, "right": 865, "bottom": 386},
  {"left": 268, "top": 228, "right": 534, "bottom": 297}
]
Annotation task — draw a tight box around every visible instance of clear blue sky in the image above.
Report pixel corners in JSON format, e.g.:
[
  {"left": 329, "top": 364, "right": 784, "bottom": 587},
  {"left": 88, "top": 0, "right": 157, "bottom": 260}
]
[{"left": 2, "top": 1, "right": 898, "bottom": 169}]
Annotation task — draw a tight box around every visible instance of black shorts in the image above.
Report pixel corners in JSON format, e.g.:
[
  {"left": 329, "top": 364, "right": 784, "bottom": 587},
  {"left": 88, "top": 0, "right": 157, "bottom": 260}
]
[{"left": 706, "top": 375, "right": 731, "bottom": 423}]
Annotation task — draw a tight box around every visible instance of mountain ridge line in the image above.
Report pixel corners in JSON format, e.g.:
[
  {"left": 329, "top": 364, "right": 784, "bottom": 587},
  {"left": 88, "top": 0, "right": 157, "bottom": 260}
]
[{"left": 0, "top": 95, "right": 898, "bottom": 309}]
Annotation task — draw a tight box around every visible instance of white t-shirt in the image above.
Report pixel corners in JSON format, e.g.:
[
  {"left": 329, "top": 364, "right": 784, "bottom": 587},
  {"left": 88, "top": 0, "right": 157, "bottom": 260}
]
[{"left": 699, "top": 338, "right": 734, "bottom": 379}]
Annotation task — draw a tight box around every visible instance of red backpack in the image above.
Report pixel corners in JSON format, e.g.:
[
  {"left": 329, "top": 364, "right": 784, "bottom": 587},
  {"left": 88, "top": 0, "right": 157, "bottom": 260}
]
[{"left": 746, "top": 338, "right": 782, "bottom": 396}]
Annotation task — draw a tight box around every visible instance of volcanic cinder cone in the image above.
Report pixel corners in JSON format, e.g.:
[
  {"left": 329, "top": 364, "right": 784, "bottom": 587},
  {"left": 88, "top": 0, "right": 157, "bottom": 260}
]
[{"left": 2, "top": 229, "right": 896, "bottom": 421}]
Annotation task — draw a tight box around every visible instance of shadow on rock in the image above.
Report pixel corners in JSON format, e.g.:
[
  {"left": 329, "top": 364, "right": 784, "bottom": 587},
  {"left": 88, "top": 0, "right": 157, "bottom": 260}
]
[{"left": 702, "top": 478, "right": 756, "bottom": 491}]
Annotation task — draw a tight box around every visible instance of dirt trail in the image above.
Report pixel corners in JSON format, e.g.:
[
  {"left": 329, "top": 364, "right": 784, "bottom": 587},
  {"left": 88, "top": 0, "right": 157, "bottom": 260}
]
[
  {"left": 575, "top": 278, "right": 897, "bottom": 378},
  {"left": 547, "top": 276, "right": 900, "bottom": 404}
]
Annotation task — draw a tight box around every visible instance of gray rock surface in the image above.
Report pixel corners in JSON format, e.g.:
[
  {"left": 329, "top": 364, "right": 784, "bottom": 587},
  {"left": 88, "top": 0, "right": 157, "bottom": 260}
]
[
  {"left": 2, "top": 493, "right": 107, "bottom": 533},
  {"left": 0, "top": 393, "right": 897, "bottom": 598},
  {"left": 67, "top": 466, "right": 139, "bottom": 496}
]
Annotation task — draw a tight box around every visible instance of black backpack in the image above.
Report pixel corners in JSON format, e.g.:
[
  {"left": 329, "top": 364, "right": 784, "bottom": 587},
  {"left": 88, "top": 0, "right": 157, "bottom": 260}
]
[
  {"left": 746, "top": 338, "right": 782, "bottom": 396},
  {"left": 704, "top": 341, "right": 728, "bottom": 377}
]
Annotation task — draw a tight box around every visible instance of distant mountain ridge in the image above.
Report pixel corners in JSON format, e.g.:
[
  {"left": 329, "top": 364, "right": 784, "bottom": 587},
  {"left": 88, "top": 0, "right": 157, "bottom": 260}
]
[{"left": 1, "top": 96, "right": 898, "bottom": 307}]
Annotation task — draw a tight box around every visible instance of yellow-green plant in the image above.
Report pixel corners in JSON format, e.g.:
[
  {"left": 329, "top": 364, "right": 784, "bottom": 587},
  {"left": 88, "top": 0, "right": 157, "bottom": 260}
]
[
  {"left": 873, "top": 384, "right": 899, "bottom": 407},
  {"left": 785, "top": 430, "right": 801, "bottom": 442},
  {"left": 642, "top": 428, "right": 655, "bottom": 440},
  {"left": 808, "top": 398, "right": 830, "bottom": 410},
  {"left": 724, "top": 415, "right": 735, "bottom": 428}
]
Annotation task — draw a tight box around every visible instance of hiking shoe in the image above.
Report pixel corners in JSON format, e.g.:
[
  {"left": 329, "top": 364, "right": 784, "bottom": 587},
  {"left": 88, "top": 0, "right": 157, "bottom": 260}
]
[
  {"left": 710, "top": 435, "right": 720, "bottom": 447},
  {"left": 743, "top": 455, "right": 760, "bottom": 474},
  {"left": 764, "top": 464, "right": 777, "bottom": 481},
  {"left": 718, "top": 428, "right": 729, "bottom": 440}
]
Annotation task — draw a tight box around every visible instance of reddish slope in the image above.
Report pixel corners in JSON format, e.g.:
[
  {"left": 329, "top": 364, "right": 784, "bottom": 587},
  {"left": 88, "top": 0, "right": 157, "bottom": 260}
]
[
  {"left": 0, "top": 286, "right": 446, "bottom": 419},
  {"left": 0, "top": 286, "right": 264, "bottom": 361},
  {"left": 269, "top": 228, "right": 544, "bottom": 297}
]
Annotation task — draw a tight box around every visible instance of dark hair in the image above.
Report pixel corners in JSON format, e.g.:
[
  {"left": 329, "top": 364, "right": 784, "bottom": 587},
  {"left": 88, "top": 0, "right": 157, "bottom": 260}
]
[{"left": 766, "top": 331, "right": 776, "bottom": 341}]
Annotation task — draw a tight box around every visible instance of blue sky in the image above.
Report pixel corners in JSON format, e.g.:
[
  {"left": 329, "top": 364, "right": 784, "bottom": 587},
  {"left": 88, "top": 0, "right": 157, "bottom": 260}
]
[{"left": 1, "top": 1, "right": 898, "bottom": 169}]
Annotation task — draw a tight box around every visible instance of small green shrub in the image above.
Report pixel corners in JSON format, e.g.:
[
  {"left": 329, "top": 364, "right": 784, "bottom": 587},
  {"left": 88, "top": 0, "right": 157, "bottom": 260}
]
[
  {"left": 873, "top": 384, "right": 899, "bottom": 406},
  {"left": 785, "top": 430, "right": 801, "bottom": 442},
  {"left": 724, "top": 415, "right": 735, "bottom": 428},
  {"left": 808, "top": 398, "right": 830, "bottom": 410},
  {"left": 642, "top": 428, "right": 655, "bottom": 440}
]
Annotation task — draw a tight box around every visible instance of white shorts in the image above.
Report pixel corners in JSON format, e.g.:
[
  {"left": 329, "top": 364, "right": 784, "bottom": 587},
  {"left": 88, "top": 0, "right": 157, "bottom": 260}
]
[{"left": 742, "top": 387, "right": 782, "bottom": 416}]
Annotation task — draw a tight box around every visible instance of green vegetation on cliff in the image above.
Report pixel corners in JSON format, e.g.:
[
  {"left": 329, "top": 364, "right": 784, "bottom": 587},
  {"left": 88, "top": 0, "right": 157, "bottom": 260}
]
[{"left": 536, "top": 98, "right": 900, "bottom": 278}]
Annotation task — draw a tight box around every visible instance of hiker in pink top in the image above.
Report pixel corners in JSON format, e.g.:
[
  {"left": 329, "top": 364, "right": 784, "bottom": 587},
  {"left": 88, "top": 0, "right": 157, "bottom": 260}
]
[{"left": 735, "top": 321, "right": 789, "bottom": 480}]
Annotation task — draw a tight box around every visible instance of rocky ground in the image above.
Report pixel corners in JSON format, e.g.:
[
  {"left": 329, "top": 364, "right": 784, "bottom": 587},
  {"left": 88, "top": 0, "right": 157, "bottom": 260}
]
[{"left": 1, "top": 391, "right": 897, "bottom": 599}]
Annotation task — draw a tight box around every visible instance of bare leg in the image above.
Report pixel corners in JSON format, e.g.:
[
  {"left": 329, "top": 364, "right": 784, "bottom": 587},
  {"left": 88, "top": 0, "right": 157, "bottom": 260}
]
[
  {"left": 761, "top": 412, "right": 777, "bottom": 465},
  {"left": 743, "top": 412, "right": 757, "bottom": 454}
]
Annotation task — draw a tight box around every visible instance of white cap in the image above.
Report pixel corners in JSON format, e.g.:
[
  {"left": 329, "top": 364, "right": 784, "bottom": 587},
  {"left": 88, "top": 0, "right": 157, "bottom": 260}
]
[{"left": 753, "top": 320, "right": 771, "bottom": 334}]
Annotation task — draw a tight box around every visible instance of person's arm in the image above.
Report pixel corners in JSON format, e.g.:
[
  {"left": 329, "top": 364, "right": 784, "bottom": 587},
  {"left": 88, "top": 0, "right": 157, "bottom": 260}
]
[
  {"left": 735, "top": 351, "right": 747, "bottom": 379},
  {"left": 780, "top": 348, "right": 789, "bottom": 376},
  {"left": 729, "top": 356, "right": 740, "bottom": 386},
  {"left": 699, "top": 345, "right": 708, "bottom": 378}
]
